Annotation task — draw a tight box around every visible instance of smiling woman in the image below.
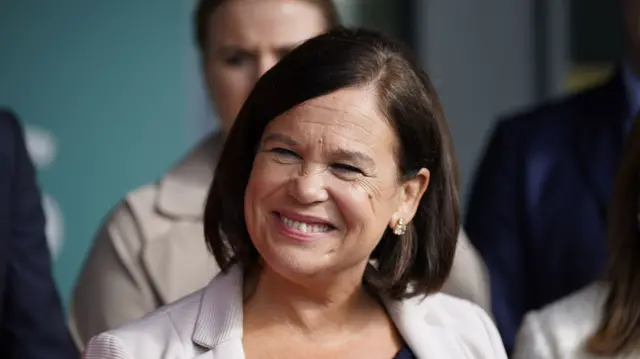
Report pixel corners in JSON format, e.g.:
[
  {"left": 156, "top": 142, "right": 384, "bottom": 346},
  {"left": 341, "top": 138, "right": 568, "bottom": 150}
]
[
  {"left": 208, "top": 29, "right": 456, "bottom": 301},
  {"left": 243, "top": 86, "right": 429, "bottom": 286},
  {"left": 83, "top": 28, "right": 507, "bottom": 359}
]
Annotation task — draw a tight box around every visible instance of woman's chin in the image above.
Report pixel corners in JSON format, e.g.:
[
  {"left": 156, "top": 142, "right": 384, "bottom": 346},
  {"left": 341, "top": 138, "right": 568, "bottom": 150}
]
[{"left": 262, "top": 250, "right": 333, "bottom": 280}]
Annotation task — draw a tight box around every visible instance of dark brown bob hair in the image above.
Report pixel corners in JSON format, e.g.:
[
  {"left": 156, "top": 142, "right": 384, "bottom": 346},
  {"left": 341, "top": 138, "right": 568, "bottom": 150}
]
[
  {"left": 204, "top": 28, "right": 460, "bottom": 300},
  {"left": 194, "top": 0, "right": 341, "bottom": 56},
  {"left": 587, "top": 114, "right": 640, "bottom": 355}
]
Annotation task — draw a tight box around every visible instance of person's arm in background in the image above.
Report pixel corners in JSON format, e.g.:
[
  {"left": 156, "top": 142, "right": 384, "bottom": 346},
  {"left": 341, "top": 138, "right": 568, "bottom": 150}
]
[
  {"left": 0, "top": 111, "right": 76, "bottom": 358},
  {"left": 69, "top": 202, "right": 158, "bottom": 351},
  {"left": 465, "top": 118, "right": 527, "bottom": 354}
]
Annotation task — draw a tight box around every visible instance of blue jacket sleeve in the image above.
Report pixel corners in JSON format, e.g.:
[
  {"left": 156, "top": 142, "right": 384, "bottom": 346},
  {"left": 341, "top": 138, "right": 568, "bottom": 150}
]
[
  {"left": 0, "top": 112, "right": 76, "bottom": 359},
  {"left": 465, "top": 119, "right": 527, "bottom": 354}
]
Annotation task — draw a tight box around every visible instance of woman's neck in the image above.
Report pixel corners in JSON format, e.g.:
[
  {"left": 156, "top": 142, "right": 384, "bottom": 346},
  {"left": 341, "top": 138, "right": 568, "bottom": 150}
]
[{"left": 243, "top": 267, "right": 383, "bottom": 342}]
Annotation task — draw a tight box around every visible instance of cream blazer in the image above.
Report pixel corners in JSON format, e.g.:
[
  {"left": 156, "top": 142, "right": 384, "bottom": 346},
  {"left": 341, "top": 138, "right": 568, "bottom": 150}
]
[
  {"left": 70, "top": 132, "right": 491, "bottom": 351},
  {"left": 83, "top": 265, "right": 506, "bottom": 359},
  {"left": 513, "top": 283, "right": 613, "bottom": 359}
]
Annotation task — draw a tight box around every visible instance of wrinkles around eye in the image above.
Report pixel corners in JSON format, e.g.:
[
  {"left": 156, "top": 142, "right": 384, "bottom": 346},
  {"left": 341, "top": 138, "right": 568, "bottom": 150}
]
[
  {"left": 269, "top": 147, "right": 298, "bottom": 158},
  {"left": 330, "top": 163, "right": 364, "bottom": 175},
  {"left": 266, "top": 148, "right": 366, "bottom": 179},
  {"left": 267, "top": 148, "right": 300, "bottom": 165}
]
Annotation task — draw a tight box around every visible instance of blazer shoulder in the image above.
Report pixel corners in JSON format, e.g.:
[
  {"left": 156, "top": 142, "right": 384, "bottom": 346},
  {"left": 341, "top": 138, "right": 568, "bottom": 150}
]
[
  {"left": 102, "top": 182, "right": 169, "bottom": 247},
  {"left": 420, "top": 292, "right": 492, "bottom": 327},
  {"left": 515, "top": 283, "right": 608, "bottom": 359},
  {"left": 87, "top": 289, "right": 205, "bottom": 358},
  {"left": 496, "top": 79, "right": 617, "bottom": 136},
  {"left": 519, "top": 283, "right": 606, "bottom": 354},
  {"left": 123, "top": 182, "right": 162, "bottom": 222},
  {"left": 119, "top": 171, "right": 203, "bottom": 243},
  {"left": 115, "top": 281, "right": 203, "bottom": 334},
  {"left": 418, "top": 293, "right": 507, "bottom": 356},
  {"left": 484, "top": 86, "right": 614, "bottom": 162}
]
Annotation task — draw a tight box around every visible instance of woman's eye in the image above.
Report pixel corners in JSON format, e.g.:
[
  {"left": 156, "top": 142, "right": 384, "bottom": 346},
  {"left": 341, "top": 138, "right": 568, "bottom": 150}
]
[
  {"left": 331, "top": 163, "right": 363, "bottom": 175},
  {"left": 270, "top": 148, "right": 299, "bottom": 158},
  {"left": 224, "top": 52, "right": 252, "bottom": 66}
]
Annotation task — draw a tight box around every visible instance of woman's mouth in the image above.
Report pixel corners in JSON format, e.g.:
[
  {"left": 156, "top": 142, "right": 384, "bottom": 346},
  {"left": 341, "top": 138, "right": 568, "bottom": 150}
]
[
  {"left": 273, "top": 211, "right": 336, "bottom": 240},
  {"left": 279, "top": 215, "right": 332, "bottom": 233}
]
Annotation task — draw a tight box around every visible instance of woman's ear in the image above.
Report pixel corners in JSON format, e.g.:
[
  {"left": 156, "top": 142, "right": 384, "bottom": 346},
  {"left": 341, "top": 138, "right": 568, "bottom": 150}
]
[{"left": 390, "top": 168, "right": 430, "bottom": 227}]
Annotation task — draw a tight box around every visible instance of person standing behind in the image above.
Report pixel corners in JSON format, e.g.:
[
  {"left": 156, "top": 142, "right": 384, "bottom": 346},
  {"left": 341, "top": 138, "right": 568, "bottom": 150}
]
[
  {"left": 466, "top": 0, "right": 640, "bottom": 352},
  {"left": 0, "top": 109, "right": 76, "bottom": 358},
  {"left": 513, "top": 114, "right": 640, "bottom": 359}
]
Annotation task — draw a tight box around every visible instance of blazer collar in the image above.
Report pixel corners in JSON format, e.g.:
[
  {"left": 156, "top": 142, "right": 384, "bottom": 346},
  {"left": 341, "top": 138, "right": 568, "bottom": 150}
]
[
  {"left": 192, "top": 266, "right": 244, "bottom": 349},
  {"left": 191, "top": 267, "right": 473, "bottom": 358},
  {"left": 155, "top": 132, "right": 225, "bottom": 219}
]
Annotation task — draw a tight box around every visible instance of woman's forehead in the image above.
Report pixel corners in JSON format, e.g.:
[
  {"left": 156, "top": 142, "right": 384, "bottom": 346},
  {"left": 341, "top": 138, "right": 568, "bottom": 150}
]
[
  {"left": 261, "top": 89, "right": 399, "bottom": 158},
  {"left": 266, "top": 88, "right": 393, "bottom": 140},
  {"left": 209, "top": 0, "right": 327, "bottom": 49},
  {"left": 288, "top": 88, "right": 384, "bottom": 124}
]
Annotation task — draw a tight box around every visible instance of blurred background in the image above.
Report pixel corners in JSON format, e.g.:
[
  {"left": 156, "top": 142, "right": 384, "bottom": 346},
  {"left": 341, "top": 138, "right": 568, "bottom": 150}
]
[{"left": 0, "top": 0, "right": 622, "bottom": 307}]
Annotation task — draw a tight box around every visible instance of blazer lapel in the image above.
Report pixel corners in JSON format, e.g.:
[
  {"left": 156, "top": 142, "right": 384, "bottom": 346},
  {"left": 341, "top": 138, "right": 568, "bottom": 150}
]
[
  {"left": 142, "top": 131, "right": 225, "bottom": 304},
  {"left": 155, "top": 132, "right": 224, "bottom": 219},
  {"left": 141, "top": 222, "right": 220, "bottom": 304},
  {"left": 573, "top": 70, "right": 628, "bottom": 220},
  {"left": 192, "top": 266, "right": 246, "bottom": 359}
]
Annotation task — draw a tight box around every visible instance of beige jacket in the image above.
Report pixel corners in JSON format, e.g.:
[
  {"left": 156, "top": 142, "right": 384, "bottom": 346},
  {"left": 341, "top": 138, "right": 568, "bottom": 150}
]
[
  {"left": 84, "top": 265, "right": 505, "bottom": 359},
  {"left": 69, "top": 132, "right": 491, "bottom": 351}
]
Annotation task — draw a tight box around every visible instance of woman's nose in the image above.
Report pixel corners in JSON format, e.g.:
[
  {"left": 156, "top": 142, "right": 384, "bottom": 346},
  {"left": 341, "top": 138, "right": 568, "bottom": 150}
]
[
  {"left": 255, "top": 55, "right": 278, "bottom": 80},
  {"left": 288, "top": 167, "right": 329, "bottom": 205}
]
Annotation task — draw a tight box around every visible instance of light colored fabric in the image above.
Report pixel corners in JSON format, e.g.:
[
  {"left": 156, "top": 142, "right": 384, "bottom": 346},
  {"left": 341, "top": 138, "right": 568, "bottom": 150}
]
[
  {"left": 70, "top": 131, "right": 492, "bottom": 351},
  {"left": 83, "top": 265, "right": 506, "bottom": 359},
  {"left": 512, "top": 283, "right": 613, "bottom": 359},
  {"left": 443, "top": 230, "right": 491, "bottom": 314},
  {"left": 69, "top": 133, "right": 225, "bottom": 351}
]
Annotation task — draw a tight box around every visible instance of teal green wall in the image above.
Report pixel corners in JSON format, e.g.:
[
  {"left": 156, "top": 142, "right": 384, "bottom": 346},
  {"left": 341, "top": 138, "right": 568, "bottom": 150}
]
[{"left": 0, "top": 1, "right": 193, "bottom": 306}]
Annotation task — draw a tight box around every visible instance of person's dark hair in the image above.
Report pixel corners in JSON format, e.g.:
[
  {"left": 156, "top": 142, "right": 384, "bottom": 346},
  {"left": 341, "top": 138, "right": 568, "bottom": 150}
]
[
  {"left": 204, "top": 27, "right": 460, "bottom": 299},
  {"left": 194, "top": 0, "right": 341, "bottom": 56},
  {"left": 587, "top": 114, "right": 640, "bottom": 355}
]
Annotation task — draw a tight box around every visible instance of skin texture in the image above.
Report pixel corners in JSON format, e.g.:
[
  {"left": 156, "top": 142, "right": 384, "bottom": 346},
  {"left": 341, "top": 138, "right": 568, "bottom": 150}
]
[
  {"left": 203, "top": 0, "right": 329, "bottom": 132},
  {"left": 241, "top": 87, "right": 430, "bottom": 359}
]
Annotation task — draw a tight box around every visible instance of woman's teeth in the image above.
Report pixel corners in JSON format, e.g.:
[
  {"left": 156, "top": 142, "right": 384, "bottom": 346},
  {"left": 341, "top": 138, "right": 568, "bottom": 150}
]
[{"left": 279, "top": 215, "right": 331, "bottom": 233}]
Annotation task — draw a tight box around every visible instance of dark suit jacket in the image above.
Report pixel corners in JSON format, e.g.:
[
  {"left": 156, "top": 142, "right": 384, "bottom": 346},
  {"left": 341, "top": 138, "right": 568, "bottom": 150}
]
[
  {"left": 0, "top": 110, "right": 76, "bottom": 358},
  {"left": 466, "top": 72, "right": 628, "bottom": 353}
]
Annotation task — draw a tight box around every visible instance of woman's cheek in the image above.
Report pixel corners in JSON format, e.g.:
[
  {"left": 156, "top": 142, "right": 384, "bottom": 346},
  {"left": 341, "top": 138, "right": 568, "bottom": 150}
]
[{"left": 329, "top": 180, "right": 373, "bottom": 225}]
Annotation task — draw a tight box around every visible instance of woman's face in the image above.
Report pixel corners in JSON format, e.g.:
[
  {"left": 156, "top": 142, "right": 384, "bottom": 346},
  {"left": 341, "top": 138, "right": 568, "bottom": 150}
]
[
  {"left": 244, "top": 87, "right": 430, "bottom": 282},
  {"left": 204, "top": 0, "right": 329, "bottom": 133}
]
